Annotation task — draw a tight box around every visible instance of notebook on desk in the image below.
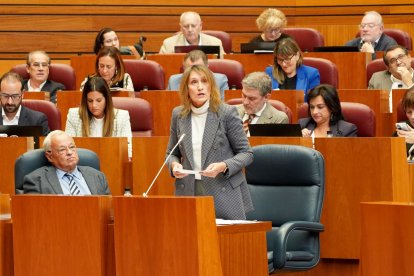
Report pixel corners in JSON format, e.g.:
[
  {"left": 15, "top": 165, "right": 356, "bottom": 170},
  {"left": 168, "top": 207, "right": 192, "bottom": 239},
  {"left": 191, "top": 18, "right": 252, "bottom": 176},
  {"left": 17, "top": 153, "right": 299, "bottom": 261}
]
[
  {"left": 240, "top": 42, "right": 276, "bottom": 53},
  {"left": 313, "top": 46, "right": 359, "bottom": 52},
  {"left": 174, "top": 45, "right": 221, "bottom": 58},
  {"left": 249, "top": 124, "right": 302, "bottom": 137},
  {"left": 0, "top": 125, "right": 43, "bottom": 148}
]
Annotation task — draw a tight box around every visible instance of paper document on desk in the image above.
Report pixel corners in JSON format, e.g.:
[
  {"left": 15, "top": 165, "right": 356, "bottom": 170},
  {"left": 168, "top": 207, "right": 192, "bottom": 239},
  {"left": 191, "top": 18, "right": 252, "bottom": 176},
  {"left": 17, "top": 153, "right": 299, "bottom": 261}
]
[{"left": 216, "top": 219, "right": 259, "bottom": 225}]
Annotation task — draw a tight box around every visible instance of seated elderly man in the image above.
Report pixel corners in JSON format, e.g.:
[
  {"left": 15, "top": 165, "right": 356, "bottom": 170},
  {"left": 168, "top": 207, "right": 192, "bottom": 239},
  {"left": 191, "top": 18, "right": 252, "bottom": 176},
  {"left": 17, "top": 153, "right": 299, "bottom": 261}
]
[
  {"left": 23, "top": 130, "right": 110, "bottom": 195},
  {"left": 159, "top": 11, "right": 225, "bottom": 58},
  {"left": 237, "top": 72, "right": 289, "bottom": 136},
  {"left": 345, "top": 11, "right": 397, "bottom": 54},
  {"left": 369, "top": 44, "right": 414, "bottom": 90},
  {"left": 22, "top": 50, "right": 65, "bottom": 103},
  {"left": 0, "top": 71, "right": 49, "bottom": 135},
  {"left": 167, "top": 50, "right": 228, "bottom": 99}
]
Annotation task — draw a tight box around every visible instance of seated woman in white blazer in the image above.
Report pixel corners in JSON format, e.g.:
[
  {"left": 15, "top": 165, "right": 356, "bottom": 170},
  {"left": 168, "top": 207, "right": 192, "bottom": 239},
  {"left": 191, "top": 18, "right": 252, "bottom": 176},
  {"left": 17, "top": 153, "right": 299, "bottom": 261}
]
[{"left": 65, "top": 76, "right": 132, "bottom": 157}]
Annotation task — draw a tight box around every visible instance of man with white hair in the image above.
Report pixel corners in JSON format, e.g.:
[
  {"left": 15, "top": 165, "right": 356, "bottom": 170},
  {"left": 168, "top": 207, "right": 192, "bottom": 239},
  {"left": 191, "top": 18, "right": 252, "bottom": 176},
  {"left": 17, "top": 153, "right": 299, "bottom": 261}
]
[
  {"left": 345, "top": 11, "right": 397, "bottom": 53},
  {"left": 159, "top": 11, "right": 225, "bottom": 58}
]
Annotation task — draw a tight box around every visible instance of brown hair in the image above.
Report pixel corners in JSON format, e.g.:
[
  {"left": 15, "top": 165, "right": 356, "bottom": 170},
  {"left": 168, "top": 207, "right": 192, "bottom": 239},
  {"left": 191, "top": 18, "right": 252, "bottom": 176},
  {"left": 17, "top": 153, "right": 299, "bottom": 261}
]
[
  {"left": 94, "top": 46, "right": 126, "bottom": 86},
  {"left": 402, "top": 87, "right": 414, "bottom": 112},
  {"left": 79, "top": 76, "right": 115, "bottom": 137},
  {"left": 178, "top": 65, "right": 221, "bottom": 117},
  {"left": 272, "top": 38, "right": 303, "bottom": 84}
]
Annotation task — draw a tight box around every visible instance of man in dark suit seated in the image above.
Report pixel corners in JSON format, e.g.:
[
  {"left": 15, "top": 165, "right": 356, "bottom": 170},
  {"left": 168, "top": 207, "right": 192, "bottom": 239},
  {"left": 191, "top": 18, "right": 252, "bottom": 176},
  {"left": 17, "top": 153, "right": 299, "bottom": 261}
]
[
  {"left": 0, "top": 71, "right": 50, "bottom": 135},
  {"left": 23, "top": 130, "right": 110, "bottom": 195},
  {"left": 167, "top": 49, "right": 228, "bottom": 99},
  {"left": 22, "top": 50, "right": 65, "bottom": 104},
  {"left": 345, "top": 11, "right": 397, "bottom": 55}
]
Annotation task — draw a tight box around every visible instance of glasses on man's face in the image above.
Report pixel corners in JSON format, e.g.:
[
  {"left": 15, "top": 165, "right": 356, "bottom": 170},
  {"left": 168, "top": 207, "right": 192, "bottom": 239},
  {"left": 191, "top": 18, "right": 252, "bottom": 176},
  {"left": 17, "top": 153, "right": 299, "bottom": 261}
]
[
  {"left": 30, "top": 62, "right": 50, "bottom": 69},
  {"left": 50, "top": 144, "right": 77, "bottom": 156},
  {"left": 359, "top": 23, "right": 379, "bottom": 29},
  {"left": 388, "top": 54, "right": 407, "bottom": 65},
  {"left": 276, "top": 55, "right": 295, "bottom": 64},
  {"left": 104, "top": 37, "right": 118, "bottom": 44},
  {"left": 0, "top": 93, "right": 22, "bottom": 101}
]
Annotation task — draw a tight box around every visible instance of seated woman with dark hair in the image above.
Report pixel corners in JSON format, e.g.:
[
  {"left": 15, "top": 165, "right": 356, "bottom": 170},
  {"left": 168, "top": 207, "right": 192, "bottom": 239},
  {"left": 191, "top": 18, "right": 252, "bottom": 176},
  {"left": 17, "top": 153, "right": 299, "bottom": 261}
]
[
  {"left": 66, "top": 76, "right": 132, "bottom": 157},
  {"left": 265, "top": 37, "right": 320, "bottom": 101},
  {"left": 299, "top": 84, "right": 358, "bottom": 137},
  {"left": 93, "top": 28, "right": 145, "bottom": 58},
  {"left": 394, "top": 88, "right": 414, "bottom": 159},
  {"left": 80, "top": 46, "right": 134, "bottom": 92}
]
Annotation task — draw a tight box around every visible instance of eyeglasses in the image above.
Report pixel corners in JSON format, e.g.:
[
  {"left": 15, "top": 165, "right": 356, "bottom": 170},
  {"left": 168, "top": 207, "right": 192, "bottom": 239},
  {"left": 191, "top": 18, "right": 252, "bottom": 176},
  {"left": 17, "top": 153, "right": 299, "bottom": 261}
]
[
  {"left": 104, "top": 37, "right": 119, "bottom": 44},
  {"left": 359, "top": 23, "right": 380, "bottom": 29},
  {"left": 266, "top": 28, "right": 282, "bottom": 34},
  {"left": 30, "top": 62, "right": 50, "bottom": 69},
  {"left": 0, "top": 93, "right": 22, "bottom": 101},
  {"left": 388, "top": 54, "right": 407, "bottom": 65},
  {"left": 49, "top": 144, "right": 77, "bottom": 156},
  {"left": 276, "top": 55, "right": 295, "bottom": 64}
]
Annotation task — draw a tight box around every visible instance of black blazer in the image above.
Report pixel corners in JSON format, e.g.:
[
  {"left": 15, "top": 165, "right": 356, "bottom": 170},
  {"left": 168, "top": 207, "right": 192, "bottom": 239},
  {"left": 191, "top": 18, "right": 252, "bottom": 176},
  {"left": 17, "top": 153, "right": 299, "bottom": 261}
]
[
  {"left": 299, "top": 117, "right": 358, "bottom": 137},
  {"left": 22, "top": 79, "right": 65, "bottom": 104},
  {"left": 0, "top": 105, "right": 50, "bottom": 135}
]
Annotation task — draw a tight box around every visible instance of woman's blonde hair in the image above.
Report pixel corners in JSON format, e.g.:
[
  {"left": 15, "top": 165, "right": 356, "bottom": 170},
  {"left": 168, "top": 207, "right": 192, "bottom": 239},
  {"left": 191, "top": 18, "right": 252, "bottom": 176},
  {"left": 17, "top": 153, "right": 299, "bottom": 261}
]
[
  {"left": 178, "top": 65, "right": 221, "bottom": 117},
  {"left": 272, "top": 37, "right": 303, "bottom": 84},
  {"left": 256, "top": 8, "right": 287, "bottom": 32}
]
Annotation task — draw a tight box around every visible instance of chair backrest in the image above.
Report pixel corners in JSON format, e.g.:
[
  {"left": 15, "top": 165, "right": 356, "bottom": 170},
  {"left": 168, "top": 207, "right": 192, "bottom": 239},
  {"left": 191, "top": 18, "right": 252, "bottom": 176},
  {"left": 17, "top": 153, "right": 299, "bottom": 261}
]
[
  {"left": 22, "top": 99, "right": 61, "bottom": 130},
  {"left": 11, "top": 63, "right": 76, "bottom": 90},
  {"left": 366, "top": 58, "right": 414, "bottom": 86},
  {"left": 246, "top": 144, "right": 324, "bottom": 270},
  {"left": 397, "top": 99, "right": 406, "bottom": 123},
  {"left": 298, "top": 102, "right": 376, "bottom": 137},
  {"left": 14, "top": 148, "right": 100, "bottom": 194},
  {"left": 202, "top": 30, "right": 232, "bottom": 53},
  {"left": 123, "top": 59, "right": 165, "bottom": 91},
  {"left": 302, "top": 57, "right": 338, "bottom": 88},
  {"left": 355, "top": 28, "right": 412, "bottom": 50},
  {"left": 112, "top": 97, "right": 153, "bottom": 136},
  {"left": 226, "top": 98, "right": 292, "bottom": 123},
  {"left": 207, "top": 59, "right": 245, "bottom": 89},
  {"left": 283, "top": 28, "right": 325, "bottom": 52}
]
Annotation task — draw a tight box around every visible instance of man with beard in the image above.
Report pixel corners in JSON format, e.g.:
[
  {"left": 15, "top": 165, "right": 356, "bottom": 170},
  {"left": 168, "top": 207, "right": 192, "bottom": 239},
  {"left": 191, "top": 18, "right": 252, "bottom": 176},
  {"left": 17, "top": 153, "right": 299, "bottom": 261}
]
[{"left": 0, "top": 71, "right": 50, "bottom": 135}]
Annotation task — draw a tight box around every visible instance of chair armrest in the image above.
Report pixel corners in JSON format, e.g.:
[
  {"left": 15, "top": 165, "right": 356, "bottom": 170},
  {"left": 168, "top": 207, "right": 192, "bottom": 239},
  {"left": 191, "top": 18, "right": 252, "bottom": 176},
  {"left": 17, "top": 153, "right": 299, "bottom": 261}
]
[{"left": 273, "top": 221, "right": 324, "bottom": 268}]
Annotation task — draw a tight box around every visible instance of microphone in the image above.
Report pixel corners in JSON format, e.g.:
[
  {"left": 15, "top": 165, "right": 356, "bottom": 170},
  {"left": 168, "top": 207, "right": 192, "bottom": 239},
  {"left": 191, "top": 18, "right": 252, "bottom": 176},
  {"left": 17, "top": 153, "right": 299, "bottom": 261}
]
[{"left": 142, "top": 133, "right": 185, "bottom": 197}]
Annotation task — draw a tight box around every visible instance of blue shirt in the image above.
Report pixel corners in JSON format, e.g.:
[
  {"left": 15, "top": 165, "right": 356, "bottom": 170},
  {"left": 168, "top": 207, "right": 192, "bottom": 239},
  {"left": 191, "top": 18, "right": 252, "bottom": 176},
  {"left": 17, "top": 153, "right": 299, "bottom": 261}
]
[{"left": 56, "top": 166, "right": 92, "bottom": 195}]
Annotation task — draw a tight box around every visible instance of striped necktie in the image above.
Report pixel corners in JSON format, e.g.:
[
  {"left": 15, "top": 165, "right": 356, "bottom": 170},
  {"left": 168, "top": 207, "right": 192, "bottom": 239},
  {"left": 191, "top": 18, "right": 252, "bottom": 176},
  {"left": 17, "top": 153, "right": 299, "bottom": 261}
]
[
  {"left": 243, "top": 114, "right": 256, "bottom": 134},
  {"left": 65, "top": 173, "right": 81, "bottom": 195}
]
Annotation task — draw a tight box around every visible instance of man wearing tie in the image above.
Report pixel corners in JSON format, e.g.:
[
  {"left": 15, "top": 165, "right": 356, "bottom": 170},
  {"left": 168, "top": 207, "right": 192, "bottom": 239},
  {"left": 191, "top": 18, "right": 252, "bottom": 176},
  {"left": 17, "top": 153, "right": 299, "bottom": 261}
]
[
  {"left": 237, "top": 72, "right": 288, "bottom": 136},
  {"left": 23, "top": 130, "right": 110, "bottom": 195}
]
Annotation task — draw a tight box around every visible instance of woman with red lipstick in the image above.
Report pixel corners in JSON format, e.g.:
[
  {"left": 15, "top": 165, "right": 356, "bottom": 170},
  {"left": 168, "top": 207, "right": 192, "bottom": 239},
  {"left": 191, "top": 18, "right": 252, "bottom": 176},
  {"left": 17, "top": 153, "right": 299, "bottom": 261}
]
[
  {"left": 65, "top": 76, "right": 132, "bottom": 156},
  {"left": 166, "top": 65, "right": 254, "bottom": 220},
  {"left": 299, "top": 84, "right": 357, "bottom": 138},
  {"left": 80, "top": 46, "right": 134, "bottom": 92}
]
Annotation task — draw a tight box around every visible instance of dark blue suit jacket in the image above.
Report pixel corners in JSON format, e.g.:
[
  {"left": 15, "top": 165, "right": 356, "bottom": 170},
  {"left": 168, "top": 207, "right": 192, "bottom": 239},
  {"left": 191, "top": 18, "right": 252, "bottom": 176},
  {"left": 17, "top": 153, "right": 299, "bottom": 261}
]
[
  {"left": 265, "top": 65, "right": 320, "bottom": 101},
  {"left": 0, "top": 106, "right": 50, "bottom": 135}
]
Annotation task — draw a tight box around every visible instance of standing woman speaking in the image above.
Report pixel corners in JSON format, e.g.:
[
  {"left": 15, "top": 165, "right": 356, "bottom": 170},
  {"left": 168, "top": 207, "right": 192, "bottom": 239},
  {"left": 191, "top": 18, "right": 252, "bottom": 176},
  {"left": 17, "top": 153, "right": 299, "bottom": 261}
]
[{"left": 166, "top": 65, "right": 254, "bottom": 220}]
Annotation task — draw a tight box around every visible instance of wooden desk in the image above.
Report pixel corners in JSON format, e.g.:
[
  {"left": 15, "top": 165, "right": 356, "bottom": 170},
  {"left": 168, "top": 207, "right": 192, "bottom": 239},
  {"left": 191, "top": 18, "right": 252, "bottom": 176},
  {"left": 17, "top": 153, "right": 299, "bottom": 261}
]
[
  {"left": 225, "top": 52, "right": 371, "bottom": 89},
  {"left": 22, "top": 91, "right": 51, "bottom": 101},
  {"left": 360, "top": 202, "right": 414, "bottom": 276},
  {"left": 0, "top": 137, "right": 34, "bottom": 195},
  {"left": 12, "top": 195, "right": 112, "bottom": 276},
  {"left": 0, "top": 194, "right": 12, "bottom": 276},
  {"left": 314, "top": 137, "right": 410, "bottom": 259}
]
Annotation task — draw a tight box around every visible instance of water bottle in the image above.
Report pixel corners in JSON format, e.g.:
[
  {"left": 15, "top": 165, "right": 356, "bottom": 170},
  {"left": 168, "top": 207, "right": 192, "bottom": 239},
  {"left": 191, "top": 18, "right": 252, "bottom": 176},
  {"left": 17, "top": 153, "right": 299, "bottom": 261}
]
[{"left": 124, "top": 187, "right": 132, "bottom": 197}]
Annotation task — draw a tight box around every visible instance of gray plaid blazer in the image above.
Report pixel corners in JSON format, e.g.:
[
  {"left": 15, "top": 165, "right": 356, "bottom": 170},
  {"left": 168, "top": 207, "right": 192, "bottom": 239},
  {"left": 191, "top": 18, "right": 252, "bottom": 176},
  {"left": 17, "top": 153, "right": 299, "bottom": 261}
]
[{"left": 167, "top": 103, "right": 254, "bottom": 219}]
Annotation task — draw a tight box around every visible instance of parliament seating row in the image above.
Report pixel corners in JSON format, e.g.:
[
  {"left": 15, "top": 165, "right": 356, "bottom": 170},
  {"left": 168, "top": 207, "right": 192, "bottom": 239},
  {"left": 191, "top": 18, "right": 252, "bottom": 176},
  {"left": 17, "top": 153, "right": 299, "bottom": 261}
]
[{"left": 1, "top": 136, "right": 412, "bottom": 276}]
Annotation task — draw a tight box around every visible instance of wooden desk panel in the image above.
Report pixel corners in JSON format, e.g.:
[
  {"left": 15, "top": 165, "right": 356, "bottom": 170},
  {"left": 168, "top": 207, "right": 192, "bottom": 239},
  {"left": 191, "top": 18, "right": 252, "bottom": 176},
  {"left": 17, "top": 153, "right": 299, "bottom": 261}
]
[
  {"left": 139, "top": 90, "right": 180, "bottom": 136},
  {"left": 315, "top": 137, "right": 411, "bottom": 260},
  {"left": 0, "top": 137, "right": 34, "bottom": 195},
  {"left": 12, "top": 195, "right": 112, "bottom": 276},
  {"left": 225, "top": 52, "right": 371, "bottom": 89},
  {"left": 338, "top": 89, "right": 391, "bottom": 136},
  {"left": 360, "top": 202, "right": 414, "bottom": 276},
  {"left": 147, "top": 54, "right": 185, "bottom": 88},
  {"left": 71, "top": 55, "right": 96, "bottom": 90},
  {"left": 0, "top": 194, "right": 13, "bottom": 276}
]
